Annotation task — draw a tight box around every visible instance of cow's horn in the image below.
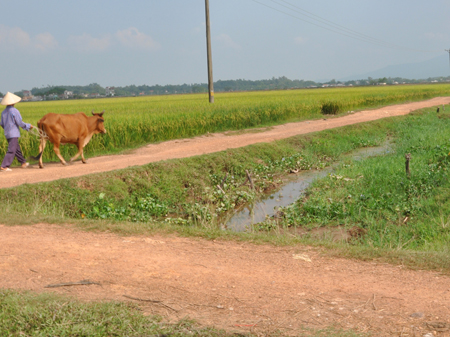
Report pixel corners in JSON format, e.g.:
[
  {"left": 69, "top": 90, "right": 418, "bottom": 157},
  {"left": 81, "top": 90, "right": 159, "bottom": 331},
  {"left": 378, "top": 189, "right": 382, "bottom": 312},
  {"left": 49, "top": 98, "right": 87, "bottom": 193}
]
[
  {"left": 99, "top": 110, "right": 105, "bottom": 116},
  {"left": 91, "top": 110, "right": 95, "bottom": 116}
]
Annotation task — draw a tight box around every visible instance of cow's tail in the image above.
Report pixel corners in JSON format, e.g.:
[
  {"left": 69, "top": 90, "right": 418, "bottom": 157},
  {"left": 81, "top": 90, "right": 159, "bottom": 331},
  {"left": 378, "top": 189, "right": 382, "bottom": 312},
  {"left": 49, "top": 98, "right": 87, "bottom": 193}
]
[{"left": 28, "top": 152, "right": 42, "bottom": 161}]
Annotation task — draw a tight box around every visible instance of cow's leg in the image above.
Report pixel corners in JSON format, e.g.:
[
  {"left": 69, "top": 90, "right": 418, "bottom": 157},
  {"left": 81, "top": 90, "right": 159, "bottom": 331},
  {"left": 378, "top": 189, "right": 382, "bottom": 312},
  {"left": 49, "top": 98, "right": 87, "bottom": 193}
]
[
  {"left": 38, "top": 138, "right": 47, "bottom": 169},
  {"left": 81, "top": 149, "right": 87, "bottom": 164},
  {"left": 52, "top": 141, "right": 67, "bottom": 166},
  {"left": 69, "top": 141, "right": 86, "bottom": 163}
]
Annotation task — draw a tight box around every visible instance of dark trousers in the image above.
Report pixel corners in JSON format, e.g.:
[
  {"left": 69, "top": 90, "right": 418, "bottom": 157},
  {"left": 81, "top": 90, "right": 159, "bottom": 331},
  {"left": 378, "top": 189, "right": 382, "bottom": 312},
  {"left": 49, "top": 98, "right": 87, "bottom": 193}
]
[{"left": 1, "top": 138, "right": 26, "bottom": 168}]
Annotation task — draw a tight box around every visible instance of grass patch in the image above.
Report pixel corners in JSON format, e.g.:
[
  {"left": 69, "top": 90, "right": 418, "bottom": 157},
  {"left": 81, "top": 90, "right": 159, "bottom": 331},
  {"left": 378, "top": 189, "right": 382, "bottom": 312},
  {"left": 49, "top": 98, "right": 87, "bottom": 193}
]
[{"left": 0, "top": 289, "right": 236, "bottom": 337}]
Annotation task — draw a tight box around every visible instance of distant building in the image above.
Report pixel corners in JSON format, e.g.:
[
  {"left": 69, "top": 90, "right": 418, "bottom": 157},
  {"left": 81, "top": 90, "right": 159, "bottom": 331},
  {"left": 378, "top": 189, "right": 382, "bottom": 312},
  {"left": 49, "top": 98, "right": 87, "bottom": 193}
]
[
  {"left": 22, "top": 90, "right": 32, "bottom": 100},
  {"left": 45, "top": 94, "right": 59, "bottom": 100},
  {"left": 64, "top": 90, "right": 73, "bottom": 99},
  {"left": 105, "top": 87, "right": 115, "bottom": 96}
]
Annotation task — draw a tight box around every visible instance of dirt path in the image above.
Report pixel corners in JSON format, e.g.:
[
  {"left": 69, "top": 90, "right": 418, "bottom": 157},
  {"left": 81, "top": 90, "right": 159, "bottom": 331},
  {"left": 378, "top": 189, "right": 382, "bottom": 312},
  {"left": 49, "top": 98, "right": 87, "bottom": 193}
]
[
  {"left": 2, "top": 98, "right": 450, "bottom": 336},
  {"left": 1, "top": 97, "right": 450, "bottom": 189},
  {"left": 1, "top": 224, "right": 449, "bottom": 336}
]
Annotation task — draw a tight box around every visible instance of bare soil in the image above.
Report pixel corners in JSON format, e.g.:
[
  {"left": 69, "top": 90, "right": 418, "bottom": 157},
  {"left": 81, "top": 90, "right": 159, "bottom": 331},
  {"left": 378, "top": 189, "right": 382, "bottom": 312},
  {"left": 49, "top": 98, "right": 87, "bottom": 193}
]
[
  {"left": 2, "top": 98, "right": 450, "bottom": 336},
  {"left": 1, "top": 224, "right": 449, "bottom": 336}
]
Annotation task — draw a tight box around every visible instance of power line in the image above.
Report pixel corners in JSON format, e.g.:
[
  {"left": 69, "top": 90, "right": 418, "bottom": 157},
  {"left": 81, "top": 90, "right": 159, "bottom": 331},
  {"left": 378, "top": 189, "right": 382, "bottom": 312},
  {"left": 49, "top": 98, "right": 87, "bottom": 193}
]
[
  {"left": 253, "top": 0, "right": 402, "bottom": 49},
  {"left": 251, "top": 0, "right": 441, "bottom": 53},
  {"left": 271, "top": 0, "right": 403, "bottom": 49}
]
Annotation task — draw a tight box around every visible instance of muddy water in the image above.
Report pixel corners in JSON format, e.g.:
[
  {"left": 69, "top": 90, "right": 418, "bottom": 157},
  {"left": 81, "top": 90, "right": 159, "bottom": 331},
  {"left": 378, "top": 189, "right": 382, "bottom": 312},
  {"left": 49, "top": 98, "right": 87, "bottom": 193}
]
[{"left": 223, "top": 144, "right": 391, "bottom": 232}]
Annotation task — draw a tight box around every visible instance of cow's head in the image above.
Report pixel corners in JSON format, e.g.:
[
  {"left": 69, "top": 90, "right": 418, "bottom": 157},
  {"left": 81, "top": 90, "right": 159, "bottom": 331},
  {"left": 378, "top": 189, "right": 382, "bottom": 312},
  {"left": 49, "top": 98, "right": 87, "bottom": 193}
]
[{"left": 91, "top": 110, "right": 107, "bottom": 134}]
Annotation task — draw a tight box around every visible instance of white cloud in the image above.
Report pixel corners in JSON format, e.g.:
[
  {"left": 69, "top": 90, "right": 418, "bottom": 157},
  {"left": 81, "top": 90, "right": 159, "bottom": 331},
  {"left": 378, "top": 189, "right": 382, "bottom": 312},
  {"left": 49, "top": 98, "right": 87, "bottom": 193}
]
[
  {"left": 294, "top": 36, "right": 307, "bottom": 45},
  {"left": 192, "top": 23, "right": 205, "bottom": 34},
  {"left": 0, "top": 25, "right": 160, "bottom": 54},
  {"left": 67, "top": 28, "right": 160, "bottom": 53},
  {"left": 116, "top": 27, "right": 160, "bottom": 50},
  {"left": 34, "top": 33, "right": 58, "bottom": 52},
  {"left": 0, "top": 25, "right": 31, "bottom": 49},
  {"left": 215, "top": 34, "right": 240, "bottom": 50},
  {"left": 421, "top": 32, "right": 446, "bottom": 42},
  {"left": 68, "top": 33, "right": 111, "bottom": 53},
  {"left": 0, "top": 25, "right": 57, "bottom": 52}
]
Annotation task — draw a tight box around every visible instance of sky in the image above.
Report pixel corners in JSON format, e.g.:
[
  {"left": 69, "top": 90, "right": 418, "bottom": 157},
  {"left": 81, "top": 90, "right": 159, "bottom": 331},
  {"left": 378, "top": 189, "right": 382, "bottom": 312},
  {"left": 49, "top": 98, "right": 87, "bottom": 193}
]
[{"left": 1, "top": 0, "right": 449, "bottom": 93}]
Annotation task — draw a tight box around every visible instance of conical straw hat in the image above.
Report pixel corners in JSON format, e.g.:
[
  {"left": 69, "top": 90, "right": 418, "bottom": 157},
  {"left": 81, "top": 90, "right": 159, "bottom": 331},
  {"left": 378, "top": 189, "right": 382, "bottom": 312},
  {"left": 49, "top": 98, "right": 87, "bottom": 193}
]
[{"left": 1, "top": 92, "right": 22, "bottom": 106}]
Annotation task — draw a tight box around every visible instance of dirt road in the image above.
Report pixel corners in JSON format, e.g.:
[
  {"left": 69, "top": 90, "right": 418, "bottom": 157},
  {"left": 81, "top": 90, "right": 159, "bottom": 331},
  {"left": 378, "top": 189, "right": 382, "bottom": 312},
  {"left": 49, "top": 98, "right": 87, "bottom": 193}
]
[
  {"left": 1, "top": 97, "right": 449, "bottom": 189},
  {"left": 1, "top": 224, "right": 449, "bottom": 336},
  {"left": 1, "top": 98, "right": 450, "bottom": 336}
]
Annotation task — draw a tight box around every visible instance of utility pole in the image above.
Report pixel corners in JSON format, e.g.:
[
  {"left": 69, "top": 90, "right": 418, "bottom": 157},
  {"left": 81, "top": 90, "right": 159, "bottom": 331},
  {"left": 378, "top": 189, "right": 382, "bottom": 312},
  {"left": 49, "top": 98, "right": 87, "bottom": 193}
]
[
  {"left": 205, "top": 0, "right": 214, "bottom": 103},
  {"left": 446, "top": 49, "right": 450, "bottom": 74}
]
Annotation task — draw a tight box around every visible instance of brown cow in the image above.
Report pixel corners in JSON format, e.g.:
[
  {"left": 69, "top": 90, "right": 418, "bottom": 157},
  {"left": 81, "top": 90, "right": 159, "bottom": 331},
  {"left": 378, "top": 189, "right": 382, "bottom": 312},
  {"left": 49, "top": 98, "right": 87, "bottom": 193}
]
[{"left": 35, "top": 110, "right": 106, "bottom": 168}]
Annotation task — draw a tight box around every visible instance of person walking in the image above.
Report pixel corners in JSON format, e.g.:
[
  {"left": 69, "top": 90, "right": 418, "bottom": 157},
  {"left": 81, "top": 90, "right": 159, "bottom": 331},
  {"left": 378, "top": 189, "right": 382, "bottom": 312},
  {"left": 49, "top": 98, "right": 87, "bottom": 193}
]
[{"left": 0, "top": 92, "right": 33, "bottom": 172}]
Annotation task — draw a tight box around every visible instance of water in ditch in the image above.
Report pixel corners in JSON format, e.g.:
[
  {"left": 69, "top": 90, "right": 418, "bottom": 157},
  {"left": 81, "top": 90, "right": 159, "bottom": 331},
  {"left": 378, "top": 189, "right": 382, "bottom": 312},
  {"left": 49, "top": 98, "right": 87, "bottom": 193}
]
[{"left": 223, "top": 144, "right": 391, "bottom": 232}]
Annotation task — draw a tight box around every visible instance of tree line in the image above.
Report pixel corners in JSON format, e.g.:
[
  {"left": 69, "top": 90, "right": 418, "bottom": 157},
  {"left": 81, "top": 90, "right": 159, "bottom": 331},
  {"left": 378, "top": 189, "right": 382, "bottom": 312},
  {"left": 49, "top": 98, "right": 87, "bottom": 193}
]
[{"left": 5, "top": 75, "right": 450, "bottom": 99}]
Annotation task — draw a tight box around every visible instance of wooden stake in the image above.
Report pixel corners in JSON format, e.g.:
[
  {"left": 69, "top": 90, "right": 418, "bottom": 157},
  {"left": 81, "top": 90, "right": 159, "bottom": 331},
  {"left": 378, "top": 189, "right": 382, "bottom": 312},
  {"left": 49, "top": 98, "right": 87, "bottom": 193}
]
[
  {"left": 245, "top": 170, "right": 254, "bottom": 190},
  {"left": 220, "top": 172, "right": 228, "bottom": 188},
  {"left": 405, "top": 153, "right": 411, "bottom": 178}
]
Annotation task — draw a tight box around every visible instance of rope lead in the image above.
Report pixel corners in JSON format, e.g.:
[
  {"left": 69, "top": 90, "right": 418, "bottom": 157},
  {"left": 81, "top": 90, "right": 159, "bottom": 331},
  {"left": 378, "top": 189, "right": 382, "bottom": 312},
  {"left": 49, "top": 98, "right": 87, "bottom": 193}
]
[{"left": 29, "top": 127, "right": 49, "bottom": 139}]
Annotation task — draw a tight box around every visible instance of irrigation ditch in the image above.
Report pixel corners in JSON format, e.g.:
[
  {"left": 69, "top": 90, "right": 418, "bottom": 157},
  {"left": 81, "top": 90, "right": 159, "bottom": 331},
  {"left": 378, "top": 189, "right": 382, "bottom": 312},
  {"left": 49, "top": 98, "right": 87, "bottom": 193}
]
[{"left": 223, "top": 142, "right": 392, "bottom": 232}]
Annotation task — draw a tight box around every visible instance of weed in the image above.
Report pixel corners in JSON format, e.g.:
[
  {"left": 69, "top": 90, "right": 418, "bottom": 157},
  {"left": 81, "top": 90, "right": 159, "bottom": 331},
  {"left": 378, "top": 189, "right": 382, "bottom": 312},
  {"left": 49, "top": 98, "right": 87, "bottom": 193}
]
[
  {"left": 83, "top": 193, "right": 170, "bottom": 222},
  {"left": 321, "top": 101, "right": 342, "bottom": 115}
]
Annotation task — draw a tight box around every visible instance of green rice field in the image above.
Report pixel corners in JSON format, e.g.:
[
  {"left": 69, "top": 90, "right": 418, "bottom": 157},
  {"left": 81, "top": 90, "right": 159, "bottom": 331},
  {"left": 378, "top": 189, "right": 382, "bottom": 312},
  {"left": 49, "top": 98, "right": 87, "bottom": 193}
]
[{"left": 2, "top": 84, "right": 450, "bottom": 162}]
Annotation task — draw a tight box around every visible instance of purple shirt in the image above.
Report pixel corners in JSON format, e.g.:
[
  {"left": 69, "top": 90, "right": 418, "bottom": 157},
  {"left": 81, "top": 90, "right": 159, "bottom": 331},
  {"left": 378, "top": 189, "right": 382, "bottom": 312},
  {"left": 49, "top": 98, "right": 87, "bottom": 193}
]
[{"left": 0, "top": 106, "right": 31, "bottom": 139}]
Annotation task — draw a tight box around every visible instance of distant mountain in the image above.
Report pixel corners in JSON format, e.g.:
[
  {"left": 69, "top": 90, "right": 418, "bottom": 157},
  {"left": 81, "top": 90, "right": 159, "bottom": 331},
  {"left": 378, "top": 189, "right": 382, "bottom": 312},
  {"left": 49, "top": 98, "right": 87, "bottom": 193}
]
[{"left": 340, "top": 54, "right": 450, "bottom": 81}]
